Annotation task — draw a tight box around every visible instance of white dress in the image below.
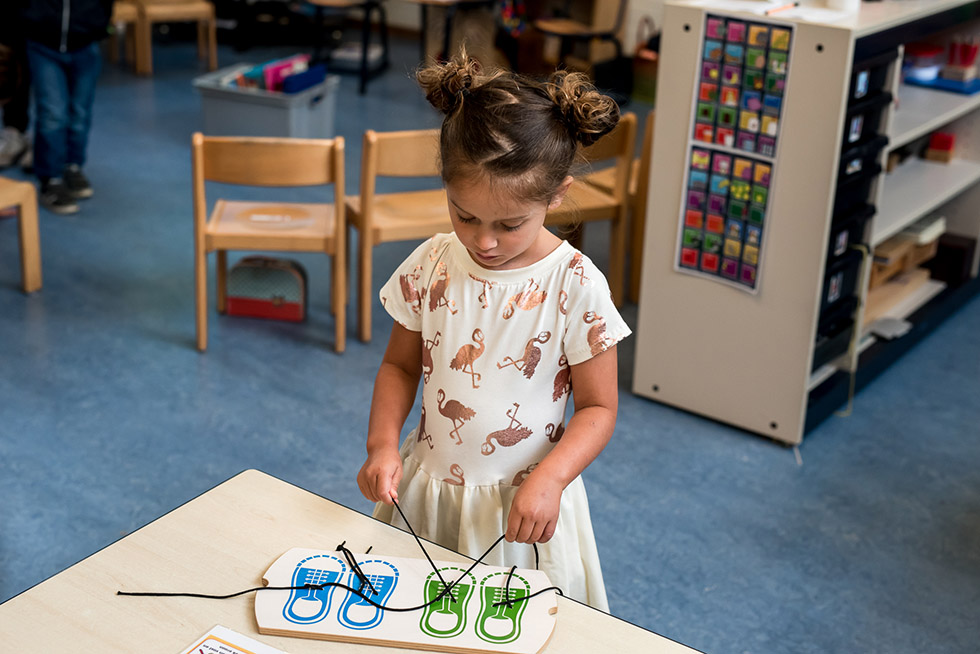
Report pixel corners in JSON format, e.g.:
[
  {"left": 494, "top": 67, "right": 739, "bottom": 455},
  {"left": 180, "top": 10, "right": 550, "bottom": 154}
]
[{"left": 374, "top": 233, "right": 631, "bottom": 611}]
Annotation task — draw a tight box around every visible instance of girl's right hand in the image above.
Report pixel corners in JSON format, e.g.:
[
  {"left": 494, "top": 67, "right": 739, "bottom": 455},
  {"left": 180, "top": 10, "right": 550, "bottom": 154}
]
[{"left": 357, "top": 447, "right": 403, "bottom": 505}]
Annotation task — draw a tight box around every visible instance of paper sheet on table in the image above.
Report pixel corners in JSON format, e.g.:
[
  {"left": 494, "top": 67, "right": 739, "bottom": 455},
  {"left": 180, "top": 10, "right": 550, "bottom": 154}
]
[{"left": 180, "top": 625, "right": 289, "bottom": 654}]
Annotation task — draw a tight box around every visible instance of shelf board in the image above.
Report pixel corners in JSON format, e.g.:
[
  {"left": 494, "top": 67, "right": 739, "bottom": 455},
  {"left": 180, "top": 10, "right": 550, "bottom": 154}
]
[
  {"left": 873, "top": 157, "right": 980, "bottom": 246},
  {"left": 889, "top": 84, "right": 980, "bottom": 152},
  {"left": 808, "top": 363, "right": 840, "bottom": 391}
]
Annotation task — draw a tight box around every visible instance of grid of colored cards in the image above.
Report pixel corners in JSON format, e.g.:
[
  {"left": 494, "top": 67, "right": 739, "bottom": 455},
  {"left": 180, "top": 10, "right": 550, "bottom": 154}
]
[
  {"left": 679, "top": 147, "right": 771, "bottom": 289},
  {"left": 695, "top": 15, "right": 792, "bottom": 157}
]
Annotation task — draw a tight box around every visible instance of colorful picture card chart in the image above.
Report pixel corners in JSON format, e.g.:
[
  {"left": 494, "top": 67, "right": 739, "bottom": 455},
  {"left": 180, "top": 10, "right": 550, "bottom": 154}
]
[{"left": 679, "top": 14, "right": 793, "bottom": 292}]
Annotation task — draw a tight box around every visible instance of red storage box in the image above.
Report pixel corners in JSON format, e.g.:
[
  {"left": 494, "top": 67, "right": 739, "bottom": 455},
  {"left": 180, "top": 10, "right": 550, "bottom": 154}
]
[{"left": 226, "top": 256, "right": 308, "bottom": 322}]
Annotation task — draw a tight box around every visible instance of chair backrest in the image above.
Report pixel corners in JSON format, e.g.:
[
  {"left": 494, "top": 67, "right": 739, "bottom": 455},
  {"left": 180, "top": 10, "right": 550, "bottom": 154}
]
[
  {"left": 191, "top": 132, "right": 345, "bottom": 238},
  {"left": 361, "top": 128, "right": 440, "bottom": 182},
  {"left": 578, "top": 111, "right": 637, "bottom": 203}
]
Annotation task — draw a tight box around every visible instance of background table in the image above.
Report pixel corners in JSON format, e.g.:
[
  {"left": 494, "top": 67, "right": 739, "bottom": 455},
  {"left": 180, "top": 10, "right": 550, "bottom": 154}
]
[{"left": 0, "top": 469, "right": 700, "bottom": 653}]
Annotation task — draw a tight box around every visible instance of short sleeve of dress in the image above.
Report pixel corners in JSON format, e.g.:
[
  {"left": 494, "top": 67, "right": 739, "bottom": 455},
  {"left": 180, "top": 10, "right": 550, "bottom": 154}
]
[
  {"left": 378, "top": 235, "right": 452, "bottom": 332},
  {"left": 561, "top": 252, "right": 632, "bottom": 366}
]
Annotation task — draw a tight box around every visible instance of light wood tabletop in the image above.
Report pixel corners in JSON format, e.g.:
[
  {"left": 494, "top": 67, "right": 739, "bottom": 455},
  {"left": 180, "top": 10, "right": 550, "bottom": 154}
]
[{"left": 0, "top": 469, "right": 701, "bottom": 653}]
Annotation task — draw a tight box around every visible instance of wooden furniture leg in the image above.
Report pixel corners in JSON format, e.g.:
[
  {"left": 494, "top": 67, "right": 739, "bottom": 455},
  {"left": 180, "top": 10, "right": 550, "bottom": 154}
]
[
  {"left": 216, "top": 249, "right": 227, "bottom": 313},
  {"left": 195, "top": 239, "right": 207, "bottom": 351}
]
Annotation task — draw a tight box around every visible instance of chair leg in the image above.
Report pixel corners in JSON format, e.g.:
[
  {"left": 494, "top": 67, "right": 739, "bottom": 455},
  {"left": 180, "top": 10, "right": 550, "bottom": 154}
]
[
  {"left": 333, "top": 253, "right": 346, "bottom": 353},
  {"left": 197, "top": 20, "right": 206, "bottom": 61},
  {"left": 195, "top": 247, "right": 208, "bottom": 352},
  {"left": 16, "top": 187, "right": 42, "bottom": 294},
  {"left": 136, "top": 16, "right": 153, "bottom": 75},
  {"left": 358, "top": 232, "right": 372, "bottom": 343},
  {"left": 216, "top": 249, "right": 227, "bottom": 313},
  {"left": 206, "top": 16, "right": 218, "bottom": 70}
]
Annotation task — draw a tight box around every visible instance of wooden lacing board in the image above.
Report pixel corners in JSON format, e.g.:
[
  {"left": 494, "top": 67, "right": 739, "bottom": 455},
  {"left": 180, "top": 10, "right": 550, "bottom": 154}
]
[{"left": 255, "top": 548, "right": 559, "bottom": 654}]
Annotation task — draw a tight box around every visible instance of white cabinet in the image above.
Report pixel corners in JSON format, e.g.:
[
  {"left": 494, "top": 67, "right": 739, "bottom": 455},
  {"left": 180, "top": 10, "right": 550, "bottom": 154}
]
[{"left": 633, "top": 0, "right": 980, "bottom": 445}]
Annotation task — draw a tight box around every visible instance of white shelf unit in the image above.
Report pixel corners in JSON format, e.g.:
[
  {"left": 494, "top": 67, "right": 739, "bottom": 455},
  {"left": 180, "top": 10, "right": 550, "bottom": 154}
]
[{"left": 634, "top": 1, "right": 980, "bottom": 445}]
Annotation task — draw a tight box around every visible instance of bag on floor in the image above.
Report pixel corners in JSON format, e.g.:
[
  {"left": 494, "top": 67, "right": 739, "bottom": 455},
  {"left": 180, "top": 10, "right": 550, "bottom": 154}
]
[{"left": 226, "top": 256, "right": 308, "bottom": 322}]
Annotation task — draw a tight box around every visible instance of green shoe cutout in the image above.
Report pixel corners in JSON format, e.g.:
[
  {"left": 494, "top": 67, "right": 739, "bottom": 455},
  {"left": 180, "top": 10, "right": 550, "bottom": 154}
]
[
  {"left": 420, "top": 567, "right": 474, "bottom": 639},
  {"left": 475, "top": 571, "right": 530, "bottom": 644}
]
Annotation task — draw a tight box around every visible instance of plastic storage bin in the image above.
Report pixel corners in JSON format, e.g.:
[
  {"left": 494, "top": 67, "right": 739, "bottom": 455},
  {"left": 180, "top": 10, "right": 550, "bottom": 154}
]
[
  {"left": 849, "top": 49, "right": 898, "bottom": 103},
  {"left": 844, "top": 92, "right": 892, "bottom": 145},
  {"left": 193, "top": 65, "right": 340, "bottom": 139},
  {"left": 812, "top": 297, "right": 857, "bottom": 371},
  {"left": 838, "top": 134, "right": 888, "bottom": 181},
  {"left": 820, "top": 249, "right": 864, "bottom": 313},
  {"left": 828, "top": 203, "right": 875, "bottom": 259}
]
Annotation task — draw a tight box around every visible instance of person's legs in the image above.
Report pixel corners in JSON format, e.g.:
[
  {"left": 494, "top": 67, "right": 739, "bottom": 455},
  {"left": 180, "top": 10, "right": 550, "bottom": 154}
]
[
  {"left": 26, "top": 41, "right": 77, "bottom": 214},
  {"left": 26, "top": 40, "right": 69, "bottom": 181},
  {"left": 63, "top": 42, "right": 101, "bottom": 199},
  {"left": 65, "top": 42, "right": 101, "bottom": 169}
]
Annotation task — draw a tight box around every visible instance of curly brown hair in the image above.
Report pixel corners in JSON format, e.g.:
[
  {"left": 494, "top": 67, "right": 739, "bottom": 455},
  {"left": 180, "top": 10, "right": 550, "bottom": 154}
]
[{"left": 416, "top": 49, "right": 620, "bottom": 205}]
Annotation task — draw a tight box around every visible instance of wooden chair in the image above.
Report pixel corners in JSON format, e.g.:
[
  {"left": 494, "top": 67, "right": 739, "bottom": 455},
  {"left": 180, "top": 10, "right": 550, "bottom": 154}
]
[
  {"left": 583, "top": 110, "right": 655, "bottom": 303},
  {"left": 134, "top": 0, "right": 218, "bottom": 76},
  {"left": 547, "top": 111, "right": 636, "bottom": 306},
  {"left": 345, "top": 128, "right": 449, "bottom": 342},
  {"left": 192, "top": 133, "right": 346, "bottom": 352},
  {"left": 533, "top": 0, "right": 627, "bottom": 70},
  {"left": 0, "top": 178, "right": 42, "bottom": 294},
  {"left": 107, "top": 1, "right": 141, "bottom": 71}
]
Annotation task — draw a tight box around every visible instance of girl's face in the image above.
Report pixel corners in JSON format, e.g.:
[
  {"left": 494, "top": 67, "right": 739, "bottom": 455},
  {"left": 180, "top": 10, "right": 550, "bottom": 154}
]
[{"left": 446, "top": 176, "right": 571, "bottom": 271}]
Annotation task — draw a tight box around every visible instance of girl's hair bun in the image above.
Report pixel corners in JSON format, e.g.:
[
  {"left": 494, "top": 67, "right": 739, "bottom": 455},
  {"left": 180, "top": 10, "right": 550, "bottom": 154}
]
[
  {"left": 547, "top": 71, "right": 620, "bottom": 146},
  {"left": 416, "top": 49, "right": 481, "bottom": 115}
]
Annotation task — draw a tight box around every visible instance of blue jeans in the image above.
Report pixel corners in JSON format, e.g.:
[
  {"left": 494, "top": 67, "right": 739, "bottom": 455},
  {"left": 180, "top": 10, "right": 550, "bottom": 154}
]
[{"left": 26, "top": 40, "right": 102, "bottom": 181}]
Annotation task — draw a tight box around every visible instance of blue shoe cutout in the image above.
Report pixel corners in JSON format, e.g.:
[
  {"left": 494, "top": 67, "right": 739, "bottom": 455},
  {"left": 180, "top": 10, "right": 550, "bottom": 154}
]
[
  {"left": 282, "top": 554, "right": 347, "bottom": 625},
  {"left": 337, "top": 559, "right": 399, "bottom": 631}
]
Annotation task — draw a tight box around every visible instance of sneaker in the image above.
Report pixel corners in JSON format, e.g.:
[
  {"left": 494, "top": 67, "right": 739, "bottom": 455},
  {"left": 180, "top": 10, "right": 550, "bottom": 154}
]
[
  {"left": 0, "top": 127, "right": 29, "bottom": 168},
  {"left": 63, "top": 164, "right": 93, "bottom": 199},
  {"left": 40, "top": 178, "right": 80, "bottom": 215}
]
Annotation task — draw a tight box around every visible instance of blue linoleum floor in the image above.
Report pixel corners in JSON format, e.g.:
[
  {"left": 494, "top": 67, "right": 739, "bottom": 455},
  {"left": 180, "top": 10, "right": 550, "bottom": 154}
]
[{"left": 1, "top": 34, "right": 979, "bottom": 654}]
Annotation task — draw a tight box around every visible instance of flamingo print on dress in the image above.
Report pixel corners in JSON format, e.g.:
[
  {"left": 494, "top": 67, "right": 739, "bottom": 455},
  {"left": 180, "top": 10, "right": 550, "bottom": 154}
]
[
  {"left": 436, "top": 388, "right": 475, "bottom": 445},
  {"left": 468, "top": 273, "right": 496, "bottom": 309},
  {"left": 511, "top": 463, "right": 538, "bottom": 486},
  {"left": 568, "top": 252, "right": 591, "bottom": 286},
  {"left": 428, "top": 262, "right": 458, "bottom": 314},
  {"left": 421, "top": 331, "right": 441, "bottom": 383},
  {"left": 445, "top": 464, "right": 466, "bottom": 486},
  {"left": 497, "top": 331, "right": 551, "bottom": 380},
  {"left": 558, "top": 290, "right": 568, "bottom": 316},
  {"left": 399, "top": 265, "right": 424, "bottom": 314},
  {"left": 481, "top": 403, "right": 532, "bottom": 455},
  {"left": 583, "top": 311, "right": 609, "bottom": 356},
  {"left": 450, "top": 328, "right": 485, "bottom": 389},
  {"left": 416, "top": 406, "right": 433, "bottom": 449},
  {"left": 544, "top": 422, "right": 565, "bottom": 443},
  {"left": 502, "top": 279, "right": 547, "bottom": 319},
  {"left": 552, "top": 354, "right": 571, "bottom": 402}
]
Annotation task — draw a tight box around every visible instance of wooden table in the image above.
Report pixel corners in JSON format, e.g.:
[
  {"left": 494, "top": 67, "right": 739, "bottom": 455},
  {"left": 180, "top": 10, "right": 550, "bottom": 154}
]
[{"left": 0, "top": 469, "right": 700, "bottom": 653}]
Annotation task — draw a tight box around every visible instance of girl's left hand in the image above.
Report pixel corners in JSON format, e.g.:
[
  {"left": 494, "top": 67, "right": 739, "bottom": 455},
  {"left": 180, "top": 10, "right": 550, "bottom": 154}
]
[{"left": 506, "top": 473, "right": 563, "bottom": 544}]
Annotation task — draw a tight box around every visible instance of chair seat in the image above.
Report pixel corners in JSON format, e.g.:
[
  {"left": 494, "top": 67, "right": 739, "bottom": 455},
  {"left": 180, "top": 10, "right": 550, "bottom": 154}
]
[
  {"left": 533, "top": 18, "right": 594, "bottom": 38},
  {"left": 141, "top": 0, "right": 213, "bottom": 20},
  {"left": 550, "top": 181, "right": 621, "bottom": 226},
  {"left": 206, "top": 200, "right": 339, "bottom": 251},
  {"left": 347, "top": 189, "right": 452, "bottom": 242},
  {"left": 583, "top": 160, "right": 640, "bottom": 198}
]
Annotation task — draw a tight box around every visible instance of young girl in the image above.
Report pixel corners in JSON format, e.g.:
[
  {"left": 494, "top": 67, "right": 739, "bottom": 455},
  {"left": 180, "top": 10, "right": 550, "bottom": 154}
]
[{"left": 357, "top": 51, "right": 630, "bottom": 611}]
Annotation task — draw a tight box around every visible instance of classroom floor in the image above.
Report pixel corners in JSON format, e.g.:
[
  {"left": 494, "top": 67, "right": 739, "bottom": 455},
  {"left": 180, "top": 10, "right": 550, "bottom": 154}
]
[{"left": 2, "top": 33, "right": 979, "bottom": 654}]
